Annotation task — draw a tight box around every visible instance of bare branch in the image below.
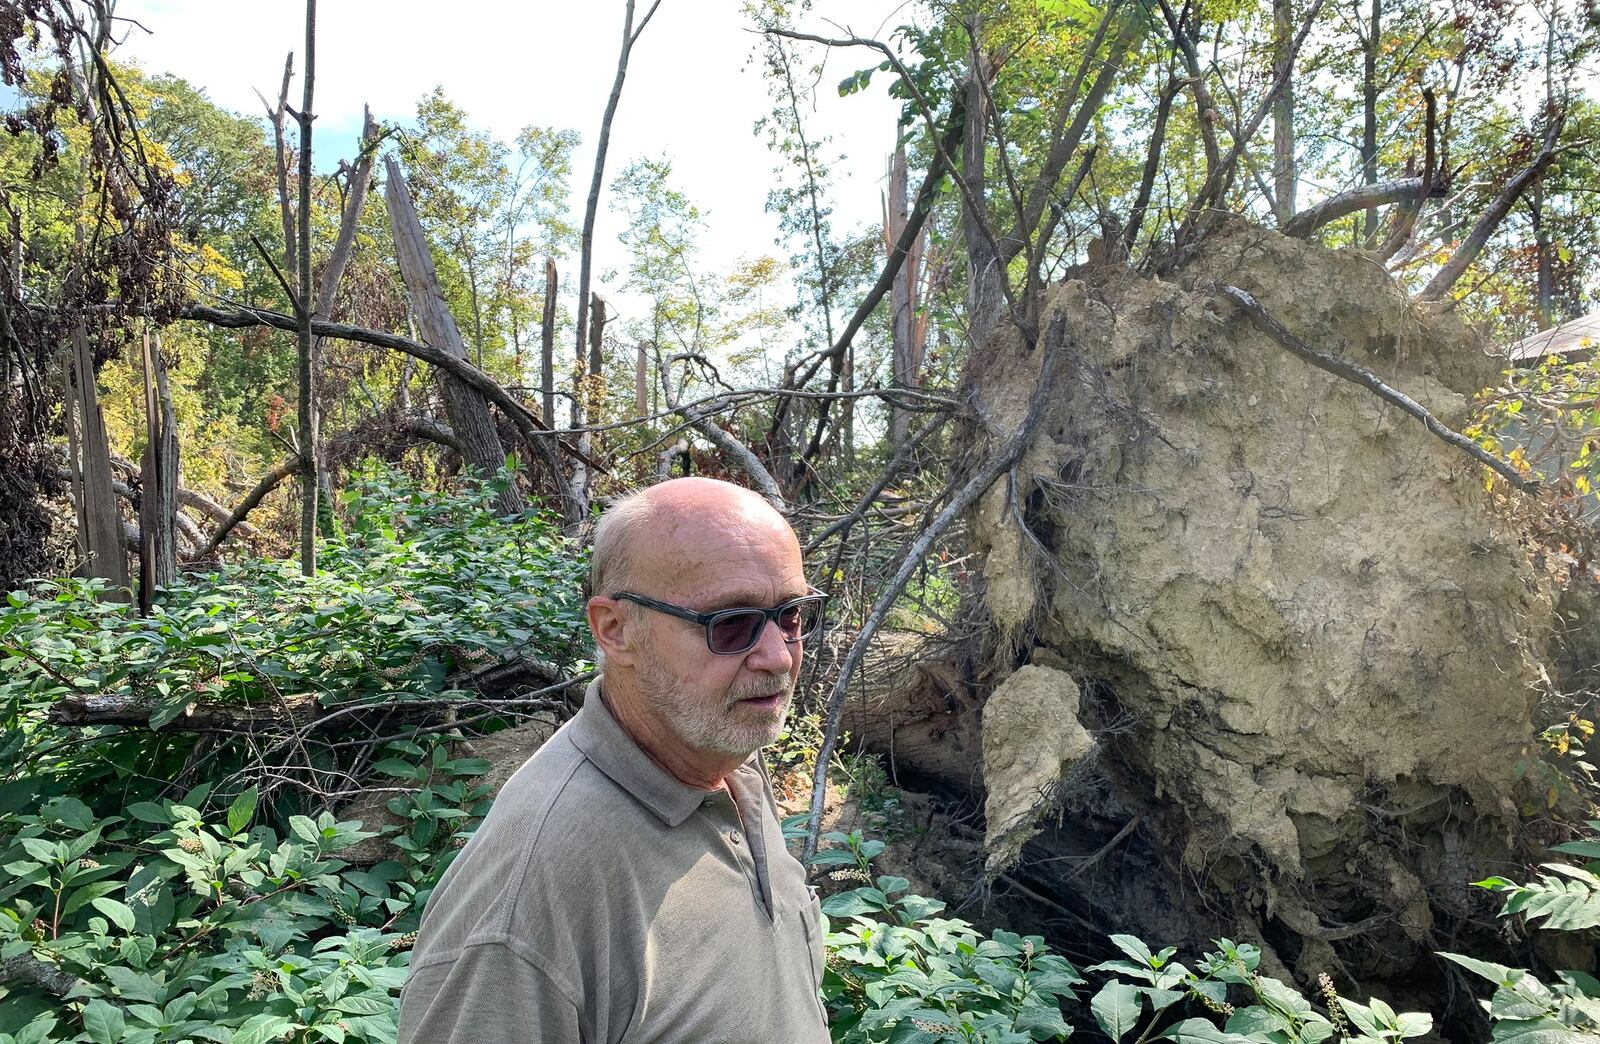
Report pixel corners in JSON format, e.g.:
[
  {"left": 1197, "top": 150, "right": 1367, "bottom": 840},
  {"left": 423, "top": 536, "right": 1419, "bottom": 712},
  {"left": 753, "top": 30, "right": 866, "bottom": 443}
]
[
  {"left": 802, "top": 314, "right": 1070, "bottom": 859},
  {"left": 1218, "top": 284, "right": 1535, "bottom": 492}
]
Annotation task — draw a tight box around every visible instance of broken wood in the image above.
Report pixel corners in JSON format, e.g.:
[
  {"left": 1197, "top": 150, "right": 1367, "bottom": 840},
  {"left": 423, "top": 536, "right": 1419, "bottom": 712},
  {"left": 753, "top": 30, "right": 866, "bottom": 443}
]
[
  {"left": 47, "top": 654, "right": 569, "bottom": 731},
  {"left": 138, "top": 330, "right": 179, "bottom": 609},
  {"left": 385, "top": 156, "right": 525, "bottom": 517}
]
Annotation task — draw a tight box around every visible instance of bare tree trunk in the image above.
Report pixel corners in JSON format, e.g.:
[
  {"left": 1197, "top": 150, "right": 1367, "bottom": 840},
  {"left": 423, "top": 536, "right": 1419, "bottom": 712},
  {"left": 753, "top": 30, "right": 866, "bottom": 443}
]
[
  {"left": 384, "top": 156, "right": 525, "bottom": 515},
  {"left": 889, "top": 144, "right": 925, "bottom": 446},
  {"left": 963, "top": 50, "right": 1003, "bottom": 349},
  {"left": 311, "top": 107, "right": 379, "bottom": 535},
  {"left": 1272, "top": 0, "right": 1296, "bottom": 220},
  {"left": 1126, "top": 75, "right": 1179, "bottom": 255},
  {"left": 295, "top": 0, "right": 317, "bottom": 577},
  {"left": 1361, "top": 0, "right": 1380, "bottom": 240},
  {"left": 587, "top": 292, "right": 607, "bottom": 412},
  {"left": 574, "top": 0, "right": 663, "bottom": 430},
  {"left": 137, "top": 330, "right": 178, "bottom": 611},
  {"left": 635, "top": 343, "right": 648, "bottom": 419},
  {"left": 68, "top": 322, "right": 128, "bottom": 595},
  {"left": 541, "top": 257, "right": 558, "bottom": 428}
]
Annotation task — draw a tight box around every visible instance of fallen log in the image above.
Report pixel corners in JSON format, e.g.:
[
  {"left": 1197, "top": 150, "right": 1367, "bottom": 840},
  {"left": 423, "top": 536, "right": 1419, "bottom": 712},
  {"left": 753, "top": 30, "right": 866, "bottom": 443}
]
[{"left": 46, "top": 654, "right": 572, "bottom": 731}]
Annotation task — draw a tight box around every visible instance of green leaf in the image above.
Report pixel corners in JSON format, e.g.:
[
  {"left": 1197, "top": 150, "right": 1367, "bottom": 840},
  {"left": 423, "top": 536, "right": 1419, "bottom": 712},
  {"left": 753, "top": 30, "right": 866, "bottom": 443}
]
[
  {"left": 1488, "top": 1017, "right": 1586, "bottom": 1043},
  {"left": 231, "top": 1014, "right": 297, "bottom": 1044},
  {"left": 81, "top": 999, "right": 125, "bottom": 1044},
  {"left": 227, "top": 787, "right": 258, "bottom": 836},
  {"left": 125, "top": 802, "right": 169, "bottom": 825},
  {"left": 1440, "top": 951, "right": 1515, "bottom": 986},
  {"left": 1091, "top": 980, "right": 1143, "bottom": 1042},
  {"left": 1157, "top": 1018, "right": 1252, "bottom": 1043},
  {"left": 91, "top": 897, "right": 136, "bottom": 933}
]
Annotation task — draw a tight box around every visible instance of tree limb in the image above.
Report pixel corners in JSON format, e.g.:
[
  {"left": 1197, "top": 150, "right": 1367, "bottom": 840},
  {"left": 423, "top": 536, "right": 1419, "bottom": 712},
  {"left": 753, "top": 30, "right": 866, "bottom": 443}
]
[
  {"left": 1217, "top": 284, "right": 1535, "bottom": 492},
  {"left": 1419, "top": 107, "right": 1565, "bottom": 301},
  {"left": 1280, "top": 178, "right": 1424, "bottom": 238}
]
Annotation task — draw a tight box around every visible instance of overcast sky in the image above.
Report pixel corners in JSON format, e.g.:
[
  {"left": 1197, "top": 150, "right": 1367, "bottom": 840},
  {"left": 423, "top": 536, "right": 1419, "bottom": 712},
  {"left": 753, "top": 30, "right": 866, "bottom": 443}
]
[{"left": 113, "top": 0, "right": 915, "bottom": 333}]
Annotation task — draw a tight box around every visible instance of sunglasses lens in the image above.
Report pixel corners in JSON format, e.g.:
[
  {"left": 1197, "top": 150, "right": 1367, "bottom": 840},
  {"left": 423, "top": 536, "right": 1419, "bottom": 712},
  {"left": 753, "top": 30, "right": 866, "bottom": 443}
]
[
  {"left": 709, "top": 610, "right": 767, "bottom": 654},
  {"left": 779, "top": 599, "right": 822, "bottom": 639}
]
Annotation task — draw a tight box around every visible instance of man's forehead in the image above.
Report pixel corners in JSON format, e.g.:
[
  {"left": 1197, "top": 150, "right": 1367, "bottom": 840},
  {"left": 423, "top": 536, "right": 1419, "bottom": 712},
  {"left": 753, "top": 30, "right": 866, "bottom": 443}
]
[{"left": 635, "top": 516, "right": 804, "bottom": 599}]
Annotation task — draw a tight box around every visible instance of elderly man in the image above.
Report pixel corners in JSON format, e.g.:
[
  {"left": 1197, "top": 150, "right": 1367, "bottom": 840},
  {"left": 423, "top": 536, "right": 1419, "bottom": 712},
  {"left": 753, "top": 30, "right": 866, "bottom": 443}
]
[{"left": 398, "top": 478, "right": 831, "bottom": 1042}]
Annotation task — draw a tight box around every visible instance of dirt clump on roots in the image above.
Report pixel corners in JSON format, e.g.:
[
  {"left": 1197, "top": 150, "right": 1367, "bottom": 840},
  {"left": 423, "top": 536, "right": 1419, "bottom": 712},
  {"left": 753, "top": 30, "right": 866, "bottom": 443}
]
[{"left": 954, "top": 218, "right": 1554, "bottom": 991}]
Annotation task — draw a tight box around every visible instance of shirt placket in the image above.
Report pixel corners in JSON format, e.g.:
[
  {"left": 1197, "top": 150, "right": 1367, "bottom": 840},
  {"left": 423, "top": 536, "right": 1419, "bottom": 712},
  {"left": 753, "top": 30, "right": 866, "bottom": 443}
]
[{"left": 699, "top": 786, "right": 773, "bottom": 920}]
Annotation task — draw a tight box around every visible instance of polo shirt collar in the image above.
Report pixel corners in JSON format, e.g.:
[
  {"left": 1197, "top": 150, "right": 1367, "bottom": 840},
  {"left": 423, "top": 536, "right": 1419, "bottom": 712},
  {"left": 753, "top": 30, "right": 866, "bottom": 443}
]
[{"left": 569, "top": 676, "right": 756, "bottom": 828}]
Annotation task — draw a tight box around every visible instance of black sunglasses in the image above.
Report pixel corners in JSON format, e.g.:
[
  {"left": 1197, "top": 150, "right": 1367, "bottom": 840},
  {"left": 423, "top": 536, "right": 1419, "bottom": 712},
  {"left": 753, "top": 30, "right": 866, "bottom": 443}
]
[{"left": 612, "top": 588, "right": 827, "bottom": 655}]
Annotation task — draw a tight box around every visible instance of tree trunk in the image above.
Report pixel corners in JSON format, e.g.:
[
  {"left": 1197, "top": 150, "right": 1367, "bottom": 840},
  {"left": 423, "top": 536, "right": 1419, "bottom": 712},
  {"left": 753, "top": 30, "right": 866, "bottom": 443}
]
[
  {"left": 68, "top": 322, "right": 128, "bottom": 596},
  {"left": 296, "top": 0, "right": 318, "bottom": 577},
  {"left": 1272, "top": 0, "right": 1296, "bottom": 220},
  {"left": 541, "top": 257, "right": 558, "bottom": 429},
  {"left": 1361, "top": 0, "right": 1380, "bottom": 240},
  {"left": 1532, "top": 180, "right": 1553, "bottom": 330},
  {"left": 963, "top": 54, "right": 1002, "bottom": 349},
  {"left": 635, "top": 343, "right": 648, "bottom": 419},
  {"left": 574, "top": 0, "right": 661, "bottom": 434},
  {"left": 137, "top": 330, "right": 178, "bottom": 611},
  {"left": 384, "top": 156, "right": 525, "bottom": 516},
  {"left": 889, "top": 144, "right": 925, "bottom": 446},
  {"left": 587, "top": 291, "right": 607, "bottom": 415}
]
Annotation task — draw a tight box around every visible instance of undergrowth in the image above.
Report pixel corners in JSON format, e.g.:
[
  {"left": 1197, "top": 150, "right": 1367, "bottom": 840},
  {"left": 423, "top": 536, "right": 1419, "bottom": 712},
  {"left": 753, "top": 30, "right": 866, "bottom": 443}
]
[{"left": 1, "top": 472, "right": 1598, "bottom": 1041}]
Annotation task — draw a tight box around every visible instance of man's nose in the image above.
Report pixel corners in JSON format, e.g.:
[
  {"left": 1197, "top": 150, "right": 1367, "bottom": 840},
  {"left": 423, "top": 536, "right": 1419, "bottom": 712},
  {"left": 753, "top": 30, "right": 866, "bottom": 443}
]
[{"left": 744, "top": 617, "right": 794, "bottom": 670}]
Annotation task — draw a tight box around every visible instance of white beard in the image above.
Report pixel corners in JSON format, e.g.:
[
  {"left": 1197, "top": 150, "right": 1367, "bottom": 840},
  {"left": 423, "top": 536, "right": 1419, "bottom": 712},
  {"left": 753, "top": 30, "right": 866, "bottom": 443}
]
[{"left": 635, "top": 645, "right": 794, "bottom": 756}]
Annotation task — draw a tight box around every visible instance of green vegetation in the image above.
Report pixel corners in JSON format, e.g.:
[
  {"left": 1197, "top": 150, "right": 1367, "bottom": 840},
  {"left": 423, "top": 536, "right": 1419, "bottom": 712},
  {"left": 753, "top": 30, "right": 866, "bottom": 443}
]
[{"left": 0, "top": 462, "right": 1592, "bottom": 1042}]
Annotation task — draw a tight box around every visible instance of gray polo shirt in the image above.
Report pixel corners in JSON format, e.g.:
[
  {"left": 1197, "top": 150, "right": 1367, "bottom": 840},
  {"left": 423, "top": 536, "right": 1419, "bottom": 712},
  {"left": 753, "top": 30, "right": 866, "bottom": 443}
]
[{"left": 398, "top": 679, "right": 830, "bottom": 1043}]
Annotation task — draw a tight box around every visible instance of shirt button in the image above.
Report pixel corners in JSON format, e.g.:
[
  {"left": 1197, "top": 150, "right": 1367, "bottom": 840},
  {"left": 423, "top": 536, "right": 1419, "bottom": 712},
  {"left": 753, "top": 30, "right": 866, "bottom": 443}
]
[{"left": 728, "top": 830, "right": 742, "bottom": 846}]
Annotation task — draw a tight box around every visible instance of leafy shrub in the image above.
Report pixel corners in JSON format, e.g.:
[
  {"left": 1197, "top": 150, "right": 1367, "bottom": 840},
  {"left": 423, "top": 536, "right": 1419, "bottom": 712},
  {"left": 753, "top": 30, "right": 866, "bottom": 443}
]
[{"left": 1439, "top": 819, "right": 1600, "bottom": 1040}]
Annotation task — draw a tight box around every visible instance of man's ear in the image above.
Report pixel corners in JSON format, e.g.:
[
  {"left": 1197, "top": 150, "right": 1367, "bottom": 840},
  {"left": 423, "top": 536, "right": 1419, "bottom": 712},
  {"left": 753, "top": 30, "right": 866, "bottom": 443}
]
[{"left": 587, "top": 596, "right": 638, "bottom": 669}]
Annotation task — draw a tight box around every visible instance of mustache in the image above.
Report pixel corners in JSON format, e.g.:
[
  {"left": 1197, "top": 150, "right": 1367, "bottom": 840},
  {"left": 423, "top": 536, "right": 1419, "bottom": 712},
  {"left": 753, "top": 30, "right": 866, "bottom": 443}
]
[{"left": 727, "top": 673, "right": 794, "bottom": 704}]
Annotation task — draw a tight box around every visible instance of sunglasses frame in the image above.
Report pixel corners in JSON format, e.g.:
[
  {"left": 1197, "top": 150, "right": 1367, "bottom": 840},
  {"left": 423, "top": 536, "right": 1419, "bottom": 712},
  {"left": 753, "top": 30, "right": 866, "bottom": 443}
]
[{"left": 611, "top": 587, "right": 828, "bottom": 655}]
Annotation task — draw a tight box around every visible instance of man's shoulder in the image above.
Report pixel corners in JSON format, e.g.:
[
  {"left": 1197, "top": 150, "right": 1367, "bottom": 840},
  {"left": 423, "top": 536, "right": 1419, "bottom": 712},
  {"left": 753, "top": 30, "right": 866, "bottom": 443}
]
[{"left": 443, "top": 722, "right": 663, "bottom": 894}]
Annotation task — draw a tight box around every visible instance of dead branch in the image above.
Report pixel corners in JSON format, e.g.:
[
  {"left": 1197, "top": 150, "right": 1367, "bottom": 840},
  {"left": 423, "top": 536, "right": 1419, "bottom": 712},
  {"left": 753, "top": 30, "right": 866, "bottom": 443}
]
[
  {"left": 194, "top": 456, "right": 300, "bottom": 558},
  {"left": 175, "top": 305, "right": 599, "bottom": 479},
  {"left": 802, "top": 314, "right": 1069, "bottom": 860},
  {"left": 1420, "top": 106, "right": 1566, "bottom": 301},
  {"left": 0, "top": 952, "right": 92, "bottom": 1001},
  {"left": 47, "top": 655, "right": 568, "bottom": 732},
  {"left": 1280, "top": 178, "right": 1424, "bottom": 238},
  {"left": 1217, "top": 284, "right": 1535, "bottom": 491}
]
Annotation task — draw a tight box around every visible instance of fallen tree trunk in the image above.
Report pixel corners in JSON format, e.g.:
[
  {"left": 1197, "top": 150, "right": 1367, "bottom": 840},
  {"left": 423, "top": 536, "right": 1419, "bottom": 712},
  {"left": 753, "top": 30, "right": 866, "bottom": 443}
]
[
  {"left": 383, "top": 156, "right": 524, "bottom": 517},
  {"left": 47, "top": 654, "right": 571, "bottom": 731}
]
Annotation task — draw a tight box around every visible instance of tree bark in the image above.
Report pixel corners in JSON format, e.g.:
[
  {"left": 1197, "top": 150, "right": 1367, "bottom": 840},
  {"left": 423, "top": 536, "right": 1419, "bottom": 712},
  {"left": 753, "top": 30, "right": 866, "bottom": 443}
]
[
  {"left": 1280, "top": 177, "right": 1424, "bottom": 237},
  {"left": 541, "top": 257, "right": 558, "bottom": 428},
  {"left": 68, "top": 322, "right": 128, "bottom": 595},
  {"left": 296, "top": 0, "right": 317, "bottom": 577},
  {"left": 888, "top": 144, "right": 925, "bottom": 446},
  {"left": 1361, "top": 0, "right": 1380, "bottom": 240},
  {"left": 962, "top": 48, "right": 1003, "bottom": 349},
  {"left": 384, "top": 156, "right": 525, "bottom": 515},
  {"left": 1272, "top": 0, "right": 1296, "bottom": 220},
  {"left": 137, "top": 330, "right": 178, "bottom": 611}
]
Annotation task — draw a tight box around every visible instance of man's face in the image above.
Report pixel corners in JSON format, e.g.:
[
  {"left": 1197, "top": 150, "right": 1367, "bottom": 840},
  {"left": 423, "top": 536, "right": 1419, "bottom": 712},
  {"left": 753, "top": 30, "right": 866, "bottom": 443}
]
[{"left": 629, "top": 512, "right": 808, "bottom": 758}]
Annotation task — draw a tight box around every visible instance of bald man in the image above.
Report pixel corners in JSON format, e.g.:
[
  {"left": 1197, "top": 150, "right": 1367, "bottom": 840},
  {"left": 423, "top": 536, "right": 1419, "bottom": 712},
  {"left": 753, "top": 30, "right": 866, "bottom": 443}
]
[{"left": 399, "top": 479, "right": 831, "bottom": 1042}]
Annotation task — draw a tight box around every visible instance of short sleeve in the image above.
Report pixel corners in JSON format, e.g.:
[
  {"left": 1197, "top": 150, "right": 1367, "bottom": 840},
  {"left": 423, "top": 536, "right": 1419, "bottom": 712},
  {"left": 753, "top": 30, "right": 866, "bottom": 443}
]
[{"left": 399, "top": 941, "right": 583, "bottom": 1043}]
